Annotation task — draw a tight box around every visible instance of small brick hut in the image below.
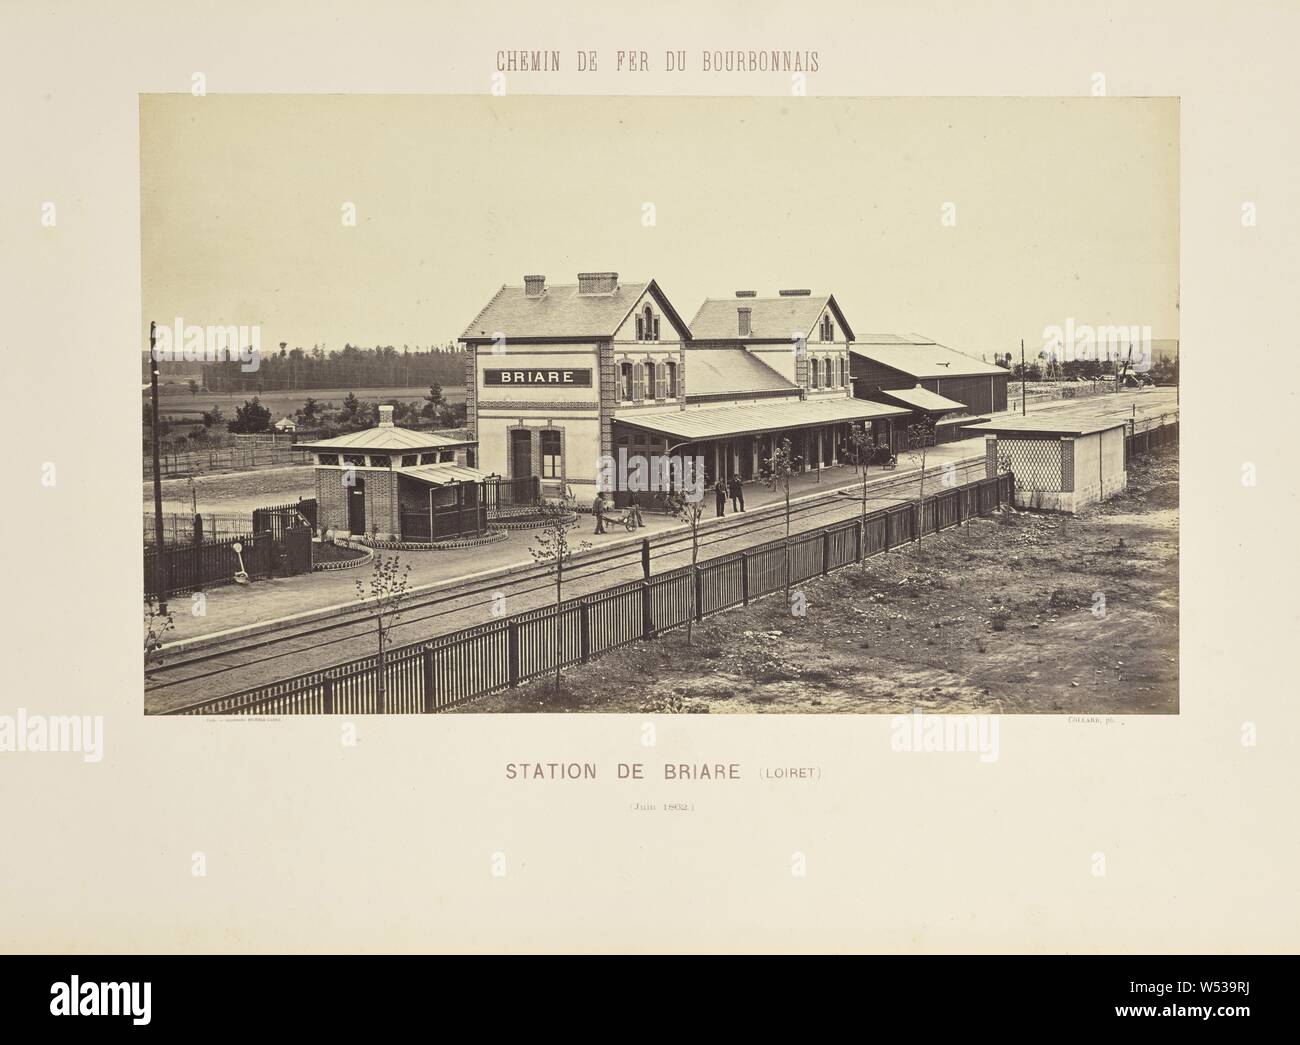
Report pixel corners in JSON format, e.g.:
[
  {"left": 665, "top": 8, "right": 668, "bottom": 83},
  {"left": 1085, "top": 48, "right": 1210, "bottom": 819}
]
[{"left": 297, "top": 406, "right": 488, "bottom": 540}]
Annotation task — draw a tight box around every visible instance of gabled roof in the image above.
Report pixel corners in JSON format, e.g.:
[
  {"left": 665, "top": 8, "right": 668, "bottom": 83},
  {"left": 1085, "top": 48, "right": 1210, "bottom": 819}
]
[
  {"left": 690, "top": 293, "right": 855, "bottom": 342},
  {"left": 296, "top": 426, "right": 474, "bottom": 453},
  {"left": 851, "top": 335, "right": 1007, "bottom": 379},
  {"left": 460, "top": 278, "right": 690, "bottom": 342},
  {"left": 683, "top": 347, "right": 799, "bottom": 398},
  {"left": 616, "top": 396, "right": 908, "bottom": 441}
]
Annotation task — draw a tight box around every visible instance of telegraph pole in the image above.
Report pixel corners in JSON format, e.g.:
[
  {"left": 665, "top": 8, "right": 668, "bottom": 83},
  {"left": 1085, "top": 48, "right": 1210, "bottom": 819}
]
[
  {"left": 149, "top": 320, "right": 168, "bottom": 614},
  {"left": 1020, "top": 338, "right": 1026, "bottom": 416}
]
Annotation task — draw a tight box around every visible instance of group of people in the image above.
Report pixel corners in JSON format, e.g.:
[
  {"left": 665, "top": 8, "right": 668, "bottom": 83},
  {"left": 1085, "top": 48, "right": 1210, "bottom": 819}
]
[
  {"left": 713, "top": 475, "right": 745, "bottom": 518},
  {"left": 589, "top": 475, "right": 748, "bottom": 532}
]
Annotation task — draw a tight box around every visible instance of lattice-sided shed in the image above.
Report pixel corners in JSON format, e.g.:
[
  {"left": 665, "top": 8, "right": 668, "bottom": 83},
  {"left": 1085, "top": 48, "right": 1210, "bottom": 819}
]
[{"left": 964, "top": 417, "right": 1128, "bottom": 513}]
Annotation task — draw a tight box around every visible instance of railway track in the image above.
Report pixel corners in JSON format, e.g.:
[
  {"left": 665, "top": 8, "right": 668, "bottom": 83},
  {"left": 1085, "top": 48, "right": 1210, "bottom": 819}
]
[{"left": 145, "top": 456, "right": 989, "bottom": 711}]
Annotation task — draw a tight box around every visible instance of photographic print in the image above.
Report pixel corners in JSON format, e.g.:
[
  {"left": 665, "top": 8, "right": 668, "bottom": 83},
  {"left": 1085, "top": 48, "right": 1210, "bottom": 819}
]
[{"left": 141, "top": 94, "right": 1179, "bottom": 718}]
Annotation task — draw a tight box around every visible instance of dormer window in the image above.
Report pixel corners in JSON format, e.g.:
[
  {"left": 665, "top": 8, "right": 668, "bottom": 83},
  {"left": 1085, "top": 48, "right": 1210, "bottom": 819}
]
[{"left": 637, "top": 304, "right": 659, "bottom": 342}]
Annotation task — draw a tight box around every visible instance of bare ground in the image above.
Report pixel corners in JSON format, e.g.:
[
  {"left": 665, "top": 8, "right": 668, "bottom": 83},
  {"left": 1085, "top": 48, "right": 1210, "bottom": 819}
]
[
  {"left": 143, "top": 465, "right": 315, "bottom": 514},
  {"left": 462, "top": 448, "right": 1179, "bottom": 715}
]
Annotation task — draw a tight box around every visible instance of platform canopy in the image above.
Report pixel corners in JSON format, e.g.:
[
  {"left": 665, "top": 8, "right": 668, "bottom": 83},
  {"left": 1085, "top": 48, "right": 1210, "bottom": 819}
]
[
  {"left": 875, "top": 385, "right": 968, "bottom": 413},
  {"left": 402, "top": 463, "right": 495, "bottom": 486},
  {"left": 615, "top": 397, "right": 909, "bottom": 442}
]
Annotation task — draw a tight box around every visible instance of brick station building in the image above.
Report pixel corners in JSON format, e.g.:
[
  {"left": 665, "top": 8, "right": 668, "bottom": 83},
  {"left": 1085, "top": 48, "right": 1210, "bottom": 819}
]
[{"left": 458, "top": 274, "right": 914, "bottom": 505}]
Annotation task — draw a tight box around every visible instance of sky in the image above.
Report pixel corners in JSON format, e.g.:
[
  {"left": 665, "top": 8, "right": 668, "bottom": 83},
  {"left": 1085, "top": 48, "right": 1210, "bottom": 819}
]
[{"left": 141, "top": 94, "right": 1179, "bottom": 361}]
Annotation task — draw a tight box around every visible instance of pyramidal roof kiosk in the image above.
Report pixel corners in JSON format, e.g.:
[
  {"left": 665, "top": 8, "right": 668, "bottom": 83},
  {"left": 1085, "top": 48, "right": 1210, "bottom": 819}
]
[{"left": 297, "top": 405, "right": 496, "bottom": 542}]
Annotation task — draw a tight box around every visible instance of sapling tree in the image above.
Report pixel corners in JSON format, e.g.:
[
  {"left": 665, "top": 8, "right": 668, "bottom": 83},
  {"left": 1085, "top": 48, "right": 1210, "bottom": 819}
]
[
  {"left": 529, "top": 501, "right": 591, "bottom": 691},
  {"left": 842, "top": 422, "right": 876, "bottom": 567},
  {"left": 906, "top": 417, "right": 937, "bottom": 553},
  {"left": 355, "top": 554, "right": 412, "bottom": 709},
  {"left": 763, "top": 437, "right": 800, "bottom": 600},
  {"left": 665, "top": 487, "right": 707, "bottom": 645}
]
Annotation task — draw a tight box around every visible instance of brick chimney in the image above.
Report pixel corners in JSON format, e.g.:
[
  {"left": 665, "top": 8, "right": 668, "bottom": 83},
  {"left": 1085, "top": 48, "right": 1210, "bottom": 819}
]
[
  {"left": 378, "top": 404, "right": 395, "bottom": 427},
  {"left": 524, "top": 274, "right": 546, "bottom": 297},
  {"left": 778, "top": 288, "right": 811, "bottom": 296},
  {"left": 738, "top": 307, "right": 752, "bottom": 337},
  {"left": 735, "top": 290, "right": 756, "bottom": 298},
  {"left": 577, "top": 271, "right": 618, "bottom": 295}
]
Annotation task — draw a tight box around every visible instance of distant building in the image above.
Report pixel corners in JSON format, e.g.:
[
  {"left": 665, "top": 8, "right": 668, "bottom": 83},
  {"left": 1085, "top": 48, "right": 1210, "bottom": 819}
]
[
  {"left": 849, "top": 335, "right": 1010, "bottom": 431},
  {"left": 273, "top": 417, "right": 297, "bottom": 433}
]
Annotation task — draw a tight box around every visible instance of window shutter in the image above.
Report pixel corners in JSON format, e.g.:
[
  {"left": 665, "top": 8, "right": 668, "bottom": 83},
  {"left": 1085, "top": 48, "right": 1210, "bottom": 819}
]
[
  {"left": 633, "top": 363, "right": 645, "bottom": 401},
  {"left": 636, "top": 315, "right": 644, "bottom": 340},
  {"left": 655, "top": 362, "right": 666, "bottom": 399},
  {"left": 653, "top": 315, "right": 661, "bottom": 341}
]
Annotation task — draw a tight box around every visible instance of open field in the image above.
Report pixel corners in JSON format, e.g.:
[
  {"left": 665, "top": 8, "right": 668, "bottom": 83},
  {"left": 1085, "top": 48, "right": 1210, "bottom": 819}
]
[
  {"left": 462, "top": 446, "right": 1178, "bottom": 715},
  {"left": 154, "top": 383, "right": 465, "bottom": 421},
  {"left": 144, "top": 465, "right": 315, "bottom": 515}
]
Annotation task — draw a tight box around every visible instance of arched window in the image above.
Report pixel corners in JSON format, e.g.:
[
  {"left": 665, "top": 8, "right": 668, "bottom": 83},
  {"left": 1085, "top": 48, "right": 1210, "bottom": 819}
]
[
  {"left": 821, "top": 314, "right": 835, "bottom": 341},
  {"left": 665, "top": 361, "right": 678, "bottom": 398},
  {"left": 643, "top": 305, "right": 656, "bottom": 342},
  {"left": 620, "top": 361, "right": 633, "bottom": 401}
]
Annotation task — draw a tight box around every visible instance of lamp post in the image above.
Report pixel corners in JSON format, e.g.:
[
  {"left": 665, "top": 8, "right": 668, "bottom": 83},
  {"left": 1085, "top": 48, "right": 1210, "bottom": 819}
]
[{"left": 149, "top": 320, "right": 168, "bottom": 614}]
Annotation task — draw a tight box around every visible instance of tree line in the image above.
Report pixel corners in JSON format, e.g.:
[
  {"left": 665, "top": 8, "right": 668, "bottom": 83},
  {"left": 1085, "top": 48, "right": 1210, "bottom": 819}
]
[{"left": 194, "top": 343, "right": 466, "bottom": 393}]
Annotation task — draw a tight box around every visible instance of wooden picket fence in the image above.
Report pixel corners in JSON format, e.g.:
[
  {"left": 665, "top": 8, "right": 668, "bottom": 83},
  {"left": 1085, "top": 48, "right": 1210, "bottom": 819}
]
[
  {"left": 144, "top": 532, "right": 273, "bottom": 599},
  {"left": 163, "top": 473, "right": 1014, "bottom": 715},
  {"left": 1125, "top": 417, "right": 1178, "bottom": 461}
]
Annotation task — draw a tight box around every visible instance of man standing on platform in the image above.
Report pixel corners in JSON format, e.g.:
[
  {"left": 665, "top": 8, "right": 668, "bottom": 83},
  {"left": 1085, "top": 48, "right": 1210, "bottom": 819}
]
[{"left": 728, "top": 474, "right": 745, "bottom": 513}]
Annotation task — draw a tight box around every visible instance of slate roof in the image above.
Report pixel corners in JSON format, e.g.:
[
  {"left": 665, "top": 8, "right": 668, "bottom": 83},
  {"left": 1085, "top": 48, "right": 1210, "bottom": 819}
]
[
  {"left": 683, "top": 347, "right": 799, "bottom": 397},
  {"left": 851, "top": 336, "right": 1008, "bottom": 379},
  {"left": 615, "top": 397, "right": 908, "bottom": 441},
  {"left": 461, "top": 279, "right": 690, "bottom": 341},
  {"left": 690, "top": 294, "right": 854, "bottom": 342},
  {"left": 296, "top": 426, "right": 474, "bottom": 453}
]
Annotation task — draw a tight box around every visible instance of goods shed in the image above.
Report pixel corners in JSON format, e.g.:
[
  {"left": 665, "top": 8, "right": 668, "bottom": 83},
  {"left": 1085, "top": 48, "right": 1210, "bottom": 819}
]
[{"left": 964, "top": 417, "right": 1128, "bottom": 513}]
